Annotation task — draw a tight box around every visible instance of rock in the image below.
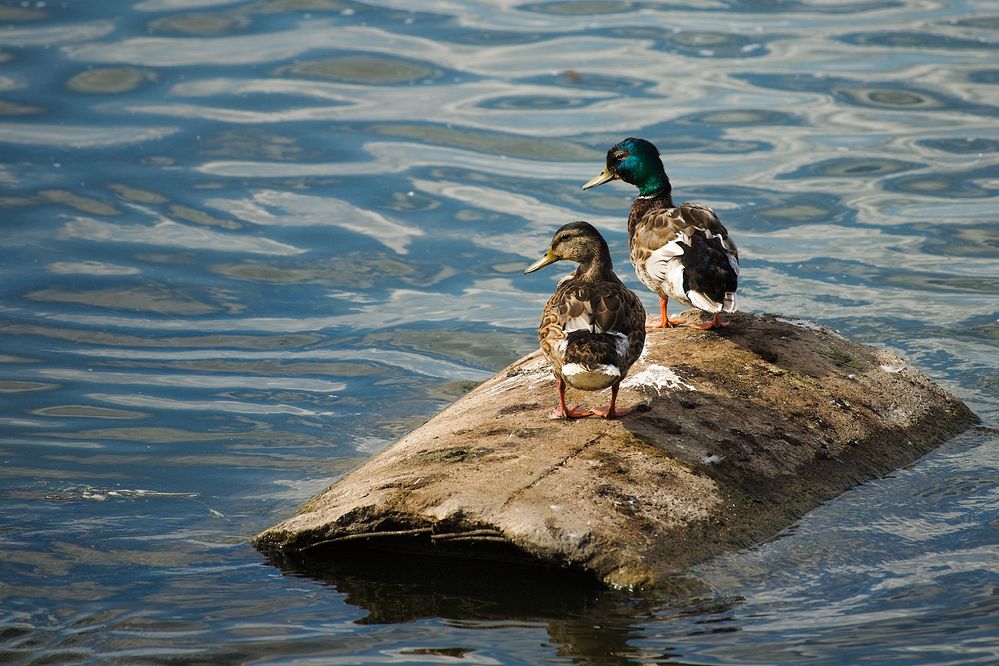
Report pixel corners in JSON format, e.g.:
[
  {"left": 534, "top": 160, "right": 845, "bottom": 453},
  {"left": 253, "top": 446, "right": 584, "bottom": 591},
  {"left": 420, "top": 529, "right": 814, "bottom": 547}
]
[{"left": 252, "top": 312, "right": 978, "bottom": 588}]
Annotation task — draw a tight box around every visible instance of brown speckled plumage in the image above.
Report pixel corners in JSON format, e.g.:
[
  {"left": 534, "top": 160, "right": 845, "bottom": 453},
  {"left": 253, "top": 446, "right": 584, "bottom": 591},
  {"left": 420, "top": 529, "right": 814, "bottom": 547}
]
[
  {"left": 538, "top": 278, "right": 646, "bottom": 384},
  {"left": 583, "top": 137, "right": 740, "bottom": 329},
  {"left": 525, "top": 221, "right": 646, "bottom": 418},
  {"left": 628, "top": 198, "right": 738, "bottom": 311}
]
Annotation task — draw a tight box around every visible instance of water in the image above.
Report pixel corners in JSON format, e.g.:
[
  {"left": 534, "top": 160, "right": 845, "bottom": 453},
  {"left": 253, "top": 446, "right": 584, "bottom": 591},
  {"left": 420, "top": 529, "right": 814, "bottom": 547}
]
[{"left": 0, "top": 0, "right": 996, "bottom": 663}]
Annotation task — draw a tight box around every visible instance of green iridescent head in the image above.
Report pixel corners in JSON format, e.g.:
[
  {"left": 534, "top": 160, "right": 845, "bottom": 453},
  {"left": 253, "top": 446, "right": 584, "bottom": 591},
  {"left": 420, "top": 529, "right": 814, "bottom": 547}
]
[{"left": 582, "top": 137, "right": 671, "bottom": 197}]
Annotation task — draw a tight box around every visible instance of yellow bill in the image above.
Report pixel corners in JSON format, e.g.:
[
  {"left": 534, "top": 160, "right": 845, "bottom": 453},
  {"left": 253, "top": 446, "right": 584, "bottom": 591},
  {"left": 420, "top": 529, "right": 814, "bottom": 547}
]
[
  {"left": 524, "top": 249, "right": 559, "bottom": 274},
  {"left": 581, "top": 168, "right": 618, "bottom": 190}
]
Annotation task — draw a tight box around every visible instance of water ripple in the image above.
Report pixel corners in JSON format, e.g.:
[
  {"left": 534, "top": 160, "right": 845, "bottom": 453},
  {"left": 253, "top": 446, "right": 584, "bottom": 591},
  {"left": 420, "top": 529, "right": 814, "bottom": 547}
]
[
  {"left": 0, "top": 20, "right": 114, "bottom": 46},
  {"left": 1, "top": 0, "right": 997, "bottom": 663},
  {"left": 0, "top": 123, "right": 179, "bottom": 147},
  {"left": 204, "top": 189, "right": 424, "bottom": 255},
  {"left": 67, "top": 347, "right": 491, "bottom": 381},
  {"left": 38, "top": 369, "right": 346, "bottom": 393},
  {"left": 59, "top": 214, "right": 305, "bottom": 256}
]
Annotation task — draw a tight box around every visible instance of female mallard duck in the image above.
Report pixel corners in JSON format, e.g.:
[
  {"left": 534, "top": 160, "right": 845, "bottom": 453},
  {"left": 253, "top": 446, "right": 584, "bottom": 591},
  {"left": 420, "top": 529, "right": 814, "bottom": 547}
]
[
  {"left": 582, "top": 137, "right": 739, "bottom": 330},
  {"left": 525, "top": 221, "right": 646, "bottom": 419}
]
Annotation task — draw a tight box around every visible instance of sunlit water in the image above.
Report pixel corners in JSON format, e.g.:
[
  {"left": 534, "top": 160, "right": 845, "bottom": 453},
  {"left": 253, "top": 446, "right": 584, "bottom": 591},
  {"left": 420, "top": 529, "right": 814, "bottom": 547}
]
[{"left": 0, "top": 1, "right": 996, "bottom": 664}]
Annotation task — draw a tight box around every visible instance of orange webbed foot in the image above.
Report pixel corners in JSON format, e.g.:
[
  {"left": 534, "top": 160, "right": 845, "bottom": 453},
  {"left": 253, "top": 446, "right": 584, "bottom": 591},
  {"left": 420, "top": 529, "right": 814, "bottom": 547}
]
[
  {"left": 591, "top": 405, "right": 635, "bottom": 419},
  {"left": 646, "top": 317, "right": 686, "bottom": 331},
  {"left": 549, "top": 405, "right": 593, "bottom": 419},
  {"left": 648, "top": 298, "right": 686, "bottom": 330},
  {"left": 691, "top": 313, "right": 729, "bottom": 330}
]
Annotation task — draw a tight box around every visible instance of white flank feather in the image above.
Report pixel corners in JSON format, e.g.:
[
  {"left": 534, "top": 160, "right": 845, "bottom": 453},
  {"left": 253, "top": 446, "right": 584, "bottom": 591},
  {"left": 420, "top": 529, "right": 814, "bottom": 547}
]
[
  {"left": 645, "top": 231, "right": 695, "bottom": 301},
  {"left": 644, "top": 257, "right": 667, "bottom": 283},
  {"left": 666, "top": 261, "right": 686, "bottom": 298},
  {"left": 659, "top": 240, "right": 686, "bottom": 257},
  {"left": 610, "top": 331, "right": 629, "bottom": 359},
  {"left": 646, "top": 254, "right": 685, "bottom": 292},
  {"left": 561, "top": 363, "right": 620, "bottom": 391},
  {"left": 564, "top": 315, "right": 603, "bottom": 334}
]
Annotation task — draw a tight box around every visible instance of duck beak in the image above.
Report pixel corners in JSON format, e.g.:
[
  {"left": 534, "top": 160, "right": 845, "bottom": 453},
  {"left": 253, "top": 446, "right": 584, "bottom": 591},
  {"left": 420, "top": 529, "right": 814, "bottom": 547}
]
[
  {"left": 582, "top": 167, "right": 618, "bottom": 190},
  {"left": 524, "top": 249, "right": 559, "bottom": 274}
]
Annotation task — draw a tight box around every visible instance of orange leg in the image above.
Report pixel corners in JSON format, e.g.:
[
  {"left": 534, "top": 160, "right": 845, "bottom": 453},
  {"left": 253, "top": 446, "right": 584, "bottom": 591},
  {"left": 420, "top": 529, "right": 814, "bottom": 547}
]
[
  {"left": 550, "top": 378, "right": 593, "bottom": 419},
  {"left": 691, "top": 313, "right": 730, "bottom": 330},
  {"left": 647, "top": 297, "right": 686, "bottom": 330},
  {"left": 591, "top": 382, "right": 635, "bottom": 419}
]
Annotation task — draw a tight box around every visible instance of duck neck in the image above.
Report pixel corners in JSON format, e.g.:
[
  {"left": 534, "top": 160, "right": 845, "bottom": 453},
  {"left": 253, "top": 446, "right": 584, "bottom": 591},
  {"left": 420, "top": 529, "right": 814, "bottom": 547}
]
[
  {"left": 628, "top": 190, "right": 674, "bottom": 237},
  {"left": 574, "top": 247, "right": 615, "bottom": 282},
  {"left": 636, "top": 173, "right": 672, "bottom": 199}
]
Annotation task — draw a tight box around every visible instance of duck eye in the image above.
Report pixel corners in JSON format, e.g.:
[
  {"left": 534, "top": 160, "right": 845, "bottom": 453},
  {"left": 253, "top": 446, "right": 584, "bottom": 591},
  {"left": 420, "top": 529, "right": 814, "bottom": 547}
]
[{"left": 612, "top": 151, "right": 627, "bottom": 161}]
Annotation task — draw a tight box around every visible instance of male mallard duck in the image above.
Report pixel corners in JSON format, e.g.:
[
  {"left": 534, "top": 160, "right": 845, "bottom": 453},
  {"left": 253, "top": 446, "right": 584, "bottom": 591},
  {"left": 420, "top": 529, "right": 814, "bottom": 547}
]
[
  {"left": 525, "top": 221, "right": 646, "bottom": 419},
  {"left": 582, "top": 137, "right": 739, "bottom": 330}
]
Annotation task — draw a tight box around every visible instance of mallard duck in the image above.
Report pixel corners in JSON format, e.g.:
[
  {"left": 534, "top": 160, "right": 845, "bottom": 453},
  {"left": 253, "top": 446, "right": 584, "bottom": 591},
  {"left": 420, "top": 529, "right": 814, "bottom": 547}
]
[
  {"left": 524, "top": 221, "right": 646, "bottom": 419},
  {"left": 582, "top": 137, "right": 739, "bottom": 330}
]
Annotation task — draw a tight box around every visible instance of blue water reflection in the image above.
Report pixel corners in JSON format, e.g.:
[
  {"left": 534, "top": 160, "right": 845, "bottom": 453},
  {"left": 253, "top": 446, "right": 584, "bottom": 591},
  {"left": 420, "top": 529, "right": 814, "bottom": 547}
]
[{"left": 0, "top": 0, "right": 996, "bottom": 663}]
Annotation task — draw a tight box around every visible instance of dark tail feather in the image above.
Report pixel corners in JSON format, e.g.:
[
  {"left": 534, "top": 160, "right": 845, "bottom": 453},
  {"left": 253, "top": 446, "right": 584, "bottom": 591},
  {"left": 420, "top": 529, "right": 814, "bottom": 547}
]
[
  {"left": 564, "top": 331, "right": 620, "bottom": 368},
  {"left": 683, "top": 233, "right": 738, "bottom": 307}
]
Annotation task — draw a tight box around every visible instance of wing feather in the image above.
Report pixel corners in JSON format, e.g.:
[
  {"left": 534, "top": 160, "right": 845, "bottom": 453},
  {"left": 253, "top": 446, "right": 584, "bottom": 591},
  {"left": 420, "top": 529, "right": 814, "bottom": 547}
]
[
  {"left": 630, "top": 202, "right": 739, "bottom": 312},
  {"left": 538, "top": 277, "right": 646, "bottom": 376}
]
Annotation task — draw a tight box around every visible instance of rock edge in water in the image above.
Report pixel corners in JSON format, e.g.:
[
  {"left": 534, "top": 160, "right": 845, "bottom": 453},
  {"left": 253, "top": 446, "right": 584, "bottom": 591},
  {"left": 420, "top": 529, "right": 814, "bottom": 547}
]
[{"left": 253, "top": 312, "right": 978, "bottom": 588}]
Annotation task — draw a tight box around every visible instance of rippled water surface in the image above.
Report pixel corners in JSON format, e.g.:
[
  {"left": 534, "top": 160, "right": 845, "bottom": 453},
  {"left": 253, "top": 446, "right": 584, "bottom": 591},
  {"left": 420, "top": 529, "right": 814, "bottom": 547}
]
[{"left": 1, "top": 0, "right": 997, "bottom": 664}]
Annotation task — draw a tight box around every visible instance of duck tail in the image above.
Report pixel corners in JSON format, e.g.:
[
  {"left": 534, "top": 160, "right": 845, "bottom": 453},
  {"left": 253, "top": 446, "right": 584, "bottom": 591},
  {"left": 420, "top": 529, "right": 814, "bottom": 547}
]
[
  {"left": 687, "top": 289, "right": 724, "bottom": 313},
  {"left": 561, "top": 331, "right": 625, "bottom": 391}
]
